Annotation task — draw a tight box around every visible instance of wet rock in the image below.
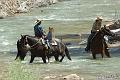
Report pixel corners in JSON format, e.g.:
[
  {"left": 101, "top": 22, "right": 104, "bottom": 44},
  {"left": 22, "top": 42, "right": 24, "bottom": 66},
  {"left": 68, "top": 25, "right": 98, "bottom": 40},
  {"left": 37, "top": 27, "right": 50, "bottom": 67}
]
[{"left": 62, "top": 74, "right": 83, "bottom": 80}]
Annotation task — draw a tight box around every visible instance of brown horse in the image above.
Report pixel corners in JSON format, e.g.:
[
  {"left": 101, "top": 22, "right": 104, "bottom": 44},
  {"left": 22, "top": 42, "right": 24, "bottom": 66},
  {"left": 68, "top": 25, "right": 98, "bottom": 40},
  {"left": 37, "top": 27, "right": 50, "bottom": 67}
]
[
  {"left": 49, "top": 39, "right": 71, "bottom": 62},
  {"left": 15, "top": 34, "right": 71, "bottom": 63},
  {"left": 90, "top": 26, "right": 115, "bottom": 59},
  {"left": 19, "top": 35, "right": 49, "bottom": 63},
  {"left": 47, "top": 27, "right": 71, "bottom": 62}
]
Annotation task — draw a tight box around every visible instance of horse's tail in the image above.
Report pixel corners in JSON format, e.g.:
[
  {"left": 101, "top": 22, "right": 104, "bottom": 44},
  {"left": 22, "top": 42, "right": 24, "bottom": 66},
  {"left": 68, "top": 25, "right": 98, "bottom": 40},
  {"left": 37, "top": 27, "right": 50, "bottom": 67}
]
[
  {"left": 15, "top": 53, "right": 19, "bottom": 60},
  {"left": 65, "top": 45, "right": 72, "bottom": 60}
]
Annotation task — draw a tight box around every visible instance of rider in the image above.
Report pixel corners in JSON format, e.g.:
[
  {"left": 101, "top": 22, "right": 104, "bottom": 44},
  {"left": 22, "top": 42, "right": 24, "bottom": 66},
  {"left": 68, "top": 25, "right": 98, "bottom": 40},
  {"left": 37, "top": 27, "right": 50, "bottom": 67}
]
[
  {"left": 34, "top": 19, "right": 51, "bottom": 49},
  {"left": 85, "top": 16, "right": 103, "bottom": 51}
]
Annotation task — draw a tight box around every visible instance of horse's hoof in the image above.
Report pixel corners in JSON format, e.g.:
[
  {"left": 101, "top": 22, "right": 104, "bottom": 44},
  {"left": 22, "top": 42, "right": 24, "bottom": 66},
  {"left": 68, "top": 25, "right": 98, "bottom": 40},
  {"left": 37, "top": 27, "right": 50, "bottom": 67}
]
[{"left": 59, "top": 60, "right": 62, "bottom": 62}]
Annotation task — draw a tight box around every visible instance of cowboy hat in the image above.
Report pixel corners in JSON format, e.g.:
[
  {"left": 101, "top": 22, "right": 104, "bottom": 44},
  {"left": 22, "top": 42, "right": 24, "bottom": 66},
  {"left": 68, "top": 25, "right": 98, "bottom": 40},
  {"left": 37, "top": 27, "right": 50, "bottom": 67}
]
[
  {"left": 35, "top": 19, "right": 43, "bottom": 24},
  {"left": 96, "top": 16, "right": 103, "bottom": 20}
]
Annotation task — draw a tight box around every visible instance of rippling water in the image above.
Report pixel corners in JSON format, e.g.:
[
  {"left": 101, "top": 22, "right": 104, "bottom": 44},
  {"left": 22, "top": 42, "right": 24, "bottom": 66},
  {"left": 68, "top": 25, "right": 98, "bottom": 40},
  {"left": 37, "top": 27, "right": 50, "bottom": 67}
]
[
  {"left": 1, "top": 0, "right": 120, "bottom": 79},
  {"left": 1, "top": 0, "right": 120, "bottom": 52}
]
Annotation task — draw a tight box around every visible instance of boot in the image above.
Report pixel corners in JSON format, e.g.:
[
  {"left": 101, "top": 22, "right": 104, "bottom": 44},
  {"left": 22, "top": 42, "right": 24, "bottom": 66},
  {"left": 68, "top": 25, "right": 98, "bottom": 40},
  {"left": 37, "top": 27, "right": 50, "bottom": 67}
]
[{"left": 41, "top": 38, "right": 45, "bottom": 44}]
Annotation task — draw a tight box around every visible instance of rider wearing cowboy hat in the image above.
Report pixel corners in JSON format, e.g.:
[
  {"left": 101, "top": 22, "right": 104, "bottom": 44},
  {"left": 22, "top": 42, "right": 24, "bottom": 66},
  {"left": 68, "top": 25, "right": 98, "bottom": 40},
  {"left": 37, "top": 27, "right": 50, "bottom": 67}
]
[
  {"left": 34, "top": 19, "right": 45, "bottom": 38},
  {"left": 34, "top": 19, "right": 51, "bottom": 49},
  {"left": 85, "top": 16, "right": 103, "bottom": 51}
]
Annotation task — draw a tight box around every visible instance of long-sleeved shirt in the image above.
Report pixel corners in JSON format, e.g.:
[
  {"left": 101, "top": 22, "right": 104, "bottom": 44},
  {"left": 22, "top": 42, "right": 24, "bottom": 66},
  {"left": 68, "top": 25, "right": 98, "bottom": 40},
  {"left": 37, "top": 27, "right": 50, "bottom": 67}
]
[
  {"left": 46, "top": 31, "right": 52, "bottom": 42},
  {"left": 34, "top": 23, "right": 44, "bottom": 37}
]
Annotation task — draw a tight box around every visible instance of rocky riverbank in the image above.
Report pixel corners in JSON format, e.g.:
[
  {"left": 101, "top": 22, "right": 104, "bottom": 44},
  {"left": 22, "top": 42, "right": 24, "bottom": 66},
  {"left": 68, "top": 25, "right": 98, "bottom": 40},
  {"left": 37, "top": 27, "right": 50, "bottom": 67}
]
[{"left": 0, "top": 0, "right": 62, "bottom": 19}]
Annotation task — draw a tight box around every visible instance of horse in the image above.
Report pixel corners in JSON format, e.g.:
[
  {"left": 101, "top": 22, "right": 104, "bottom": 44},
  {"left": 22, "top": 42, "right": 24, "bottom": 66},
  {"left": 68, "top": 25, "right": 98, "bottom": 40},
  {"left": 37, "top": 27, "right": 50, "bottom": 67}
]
[
  {"left": 15, "top": 35, "right": 29, "bottom": 60},
  {"left": 90, "top": 26, "right": 115, "bottom": 59},
  {"left": 16, "top": 34, "right": 71, "bottom": 63},
  {"left": 15, "top": 26, "right": 71, "bottom": 63},
  {"left": 46, "top": 27, "right": 71, "bottom": 62},
  {"left": 48, "top": 39, "right": 72, "bottom": 62},
  {"left": 19, "top": 35, "right": 49, "bottom": 63}
]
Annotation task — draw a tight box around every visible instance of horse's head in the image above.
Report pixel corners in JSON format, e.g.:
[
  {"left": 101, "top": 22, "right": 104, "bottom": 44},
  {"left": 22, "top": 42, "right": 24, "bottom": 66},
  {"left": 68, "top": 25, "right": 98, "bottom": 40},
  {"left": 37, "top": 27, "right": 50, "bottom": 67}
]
[
  {"left": 15, "top": 35, "right": 29, "bottom": 61},
  {"left": 101, "top": 25, "right": 115, "bottom": 37},
  {"left": 20, "top": 35, "right": 28, "bottom": 45}
]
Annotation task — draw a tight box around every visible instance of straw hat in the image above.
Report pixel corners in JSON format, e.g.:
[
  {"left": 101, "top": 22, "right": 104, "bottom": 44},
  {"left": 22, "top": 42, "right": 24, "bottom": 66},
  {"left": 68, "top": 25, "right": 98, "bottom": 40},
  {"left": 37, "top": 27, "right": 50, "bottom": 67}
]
[{"left": 96, "top": 16, "right": 103, "bottom": 20}]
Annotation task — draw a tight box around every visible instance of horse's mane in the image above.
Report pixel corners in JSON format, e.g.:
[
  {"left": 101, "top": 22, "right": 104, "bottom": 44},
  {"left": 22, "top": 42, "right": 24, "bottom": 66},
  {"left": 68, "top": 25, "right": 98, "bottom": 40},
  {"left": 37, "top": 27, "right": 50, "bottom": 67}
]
[{"left": 22, "top": 35, "right": 35, "bottom": 38}]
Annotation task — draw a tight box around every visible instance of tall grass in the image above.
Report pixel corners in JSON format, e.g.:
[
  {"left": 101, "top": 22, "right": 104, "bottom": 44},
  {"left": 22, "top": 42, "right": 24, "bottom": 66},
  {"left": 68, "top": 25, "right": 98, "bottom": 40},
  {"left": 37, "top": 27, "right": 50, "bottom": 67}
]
[{"left": 8, "top": 61, "right": 35, "bottom": 80}]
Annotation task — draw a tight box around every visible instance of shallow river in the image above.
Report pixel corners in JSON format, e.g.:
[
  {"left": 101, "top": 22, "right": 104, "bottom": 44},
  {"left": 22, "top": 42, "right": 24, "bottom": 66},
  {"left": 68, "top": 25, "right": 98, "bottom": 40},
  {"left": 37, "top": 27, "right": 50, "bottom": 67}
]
[{"left": 0, "top": 0, "right": 120, "bottom": 80}]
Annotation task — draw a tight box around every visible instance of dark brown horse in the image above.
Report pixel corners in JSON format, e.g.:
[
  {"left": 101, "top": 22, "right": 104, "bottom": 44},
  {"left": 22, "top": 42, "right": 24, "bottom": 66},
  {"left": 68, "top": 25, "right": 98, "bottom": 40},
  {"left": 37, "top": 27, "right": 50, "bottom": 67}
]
[
  {"left": 47, "top": 27, "right": 71, "bottom": 62},
  {"left": 49, "top": 39, "right": 72, "bottom": 62},
  {"left": 20, "top": 35, "right": 49, "bottom": 63},
  {"left": 90, "top": 26, "right": 115, "bottom": 59},
  {"left": 15, "top": 35, "right": 71, "bottom": 63}
]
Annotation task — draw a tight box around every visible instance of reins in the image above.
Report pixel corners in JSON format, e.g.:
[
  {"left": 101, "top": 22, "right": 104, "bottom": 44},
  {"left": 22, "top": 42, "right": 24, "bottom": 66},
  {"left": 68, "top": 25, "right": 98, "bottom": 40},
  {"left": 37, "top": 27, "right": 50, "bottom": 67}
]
[
  {"left": 26, "top": 36, "right": 41, "bottom": 49},
  {"left": 91, "top": 28, "right": 108, "bottom": 41}
]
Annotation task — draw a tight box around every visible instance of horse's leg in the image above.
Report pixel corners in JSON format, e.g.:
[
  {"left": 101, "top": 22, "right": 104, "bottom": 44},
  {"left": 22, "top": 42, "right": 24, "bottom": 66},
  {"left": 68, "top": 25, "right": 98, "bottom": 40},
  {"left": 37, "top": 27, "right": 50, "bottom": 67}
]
[
  {"left": 65, "top": 46, "right": 72, "bottom": 60},
  {"left": 42, "top": 56, "right": 47, "bottom": 63},
  {"left": 105, "top": 49, "right": 111, "bottom": 58},
  {"left": 47, "top": 55, "right": 50, "bottom": 63},
  {"left": 15, "top": 53, "right": 19, "bottom": 60},
  {"left": 101, "top": 53, "right": 104, "bottom": 58},
  {"left": 30, "top": 55, "right": 35, "bottom": 63},
  {"left": 59, "top": 53, "right": 65, "bottom": 62},
  {"left": 47, "top": 49, "right": 52, "bottom": 63},
  {"left": 54, "top": 55, "right": 59, "bottom": 61},
  {"left": 92, "top": 52, "right": 96, "bottom": 59}
]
